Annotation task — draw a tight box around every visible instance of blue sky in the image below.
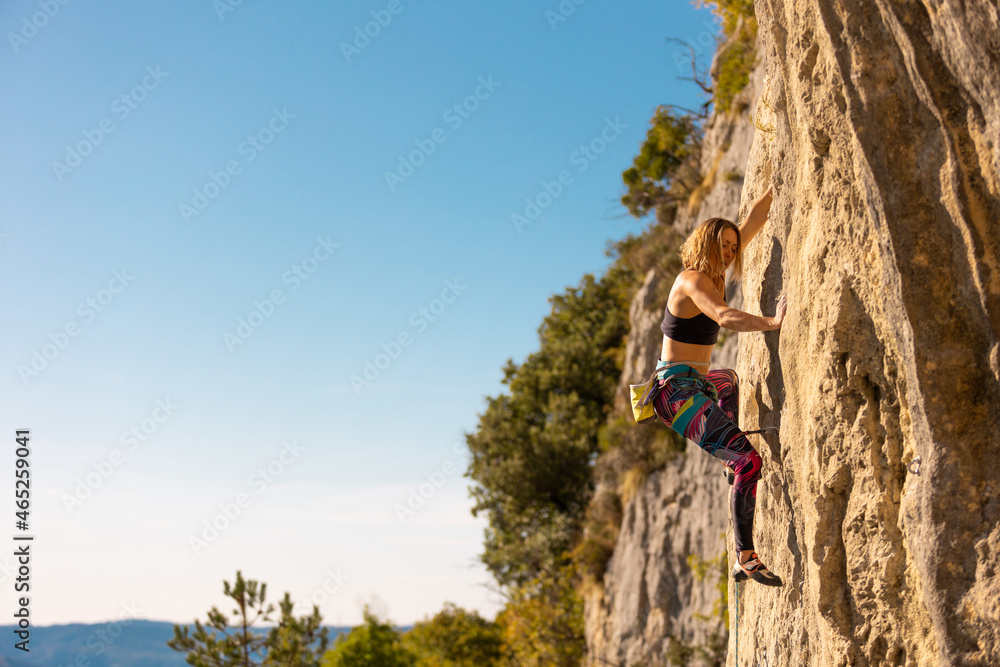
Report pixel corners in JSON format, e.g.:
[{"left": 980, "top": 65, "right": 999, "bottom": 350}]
[{"left": 1, "top": 0, "right": 721, "bottom": 626}]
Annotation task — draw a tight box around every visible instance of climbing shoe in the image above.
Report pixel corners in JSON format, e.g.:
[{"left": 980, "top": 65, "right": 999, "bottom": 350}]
[
  {"left": 722, "top": 465, "right": 735, "bottom": 486},
  {"left": 732, "top": 552, "right": 783, "bottom": 587}
]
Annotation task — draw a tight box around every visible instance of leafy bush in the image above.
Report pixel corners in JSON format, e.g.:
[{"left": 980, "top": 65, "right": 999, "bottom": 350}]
[
  {"left": 322, "top": 607, "right": 414, "bottom": 667},
  {"left": 712, "top": 21, "right": 757, "bottom": 114},
  {"left": 466, "top": 267, "right": 635, "bottom": 588},
  {"left": 697, "top": 0, "right": 754, "bottom": 35},
  {"left": 403, "top": 603, "right": 502, "bottom": 667},
  {"left": 496, "top": 562, "right": 585, "bottom": 667},
  {"left": 697, "top": 0, "right": 758, "bottom": 114},
  {"left": 621, "top": 107, "right": 703, "bottom": 223}
]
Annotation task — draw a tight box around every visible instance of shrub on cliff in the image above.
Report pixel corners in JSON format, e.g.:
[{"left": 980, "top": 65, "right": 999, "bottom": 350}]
[
  {"left": 699, "top": 0, "right": 758, "bottom": 114},
  {"left": 621, "top": 106, "right": 703, "bottom": 225}
]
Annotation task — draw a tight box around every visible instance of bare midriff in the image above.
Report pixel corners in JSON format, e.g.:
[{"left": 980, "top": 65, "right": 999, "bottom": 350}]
[{"left": 660, "top": 336, "right": 713, "bottom": 375}]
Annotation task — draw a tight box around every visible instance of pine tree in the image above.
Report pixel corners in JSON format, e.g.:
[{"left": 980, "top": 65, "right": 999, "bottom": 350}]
[{"left": 169, "top": 571, "right": 329, "bottom": 667}]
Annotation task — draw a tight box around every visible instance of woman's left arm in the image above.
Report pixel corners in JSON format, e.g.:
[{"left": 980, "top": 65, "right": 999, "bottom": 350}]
[{"left": 739, "top": 185, "right": 773, "bottom": 247}]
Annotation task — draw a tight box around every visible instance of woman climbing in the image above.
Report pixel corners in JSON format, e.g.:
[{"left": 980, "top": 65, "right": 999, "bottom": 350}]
[{"left": 652, "top": 184, "right": 785, "bottom": 586}]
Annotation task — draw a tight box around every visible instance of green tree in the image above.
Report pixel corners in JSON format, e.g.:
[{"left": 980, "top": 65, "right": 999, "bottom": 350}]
[
  {"left": 403, "top": 602, "right": 502, "bottom": 667},
  {"left": 496, "top": 561, "right": 585, "bottom": 667},
  {"left": 465, "top": 268, "right": 634, "bottom": 589},
  {"left": 621, "top": 106, "right": 702, "bottom": 224},
  {"left": 268, "top": 593, "right": 329, "bottom": 667},
  {"left": 168, "top": 571, "right": 329, "bottom": 667},
  {"left": 321, "top": 606, "right": 415, "bottom": 667}
]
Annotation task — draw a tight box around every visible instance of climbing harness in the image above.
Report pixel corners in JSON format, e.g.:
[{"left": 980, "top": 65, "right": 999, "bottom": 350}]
[{"left": 629, "top": 361, "right": 717, "bottom": 424}]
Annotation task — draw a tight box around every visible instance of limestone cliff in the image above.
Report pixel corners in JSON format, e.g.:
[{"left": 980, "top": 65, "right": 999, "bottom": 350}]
[{"left": 588, "top": 1, "right": 1000, "bottom": 666}]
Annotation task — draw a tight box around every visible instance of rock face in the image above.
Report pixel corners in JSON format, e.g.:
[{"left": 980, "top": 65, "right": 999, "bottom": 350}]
[
  {"left": 588, "top": 1, "right": 1000, "bottom": 666},
  {"left": 584, "top": 435, "right": 732, "bottom": 666},
  {"left": 734, "top": 1, "right": 1000, "bottom": 665}
]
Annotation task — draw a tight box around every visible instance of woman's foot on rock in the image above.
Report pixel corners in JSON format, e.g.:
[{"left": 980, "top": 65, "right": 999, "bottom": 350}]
[{"left": 731, "top": 552, "right": 783, "bottom": 586}]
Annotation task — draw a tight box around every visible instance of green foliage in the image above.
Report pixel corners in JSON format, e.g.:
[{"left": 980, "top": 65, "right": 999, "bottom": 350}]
[
  {"left": 606, "top": 222, "right": 686, "bottom": 317},
  {"left": 268, "top": 594, "right": 329, "bottom": 667},
  {"left": 620, "top": 106, "right": 702, "bottom": 223},
  {"left": 571, "top": 491, "right": 619, "bottom": 585},
  {"left": 168, "top": 571, "right": 329, "bottom": 667},
  {"left": 696, "top": 0, "right": 754, "bottom": 35},
  {"left": 666, "top": 636, "right": 695, "bottom": 667},
  {"left": 713, "top": 22, "right": 757, "bottom": 113},
  {"left": 574, "top": 413, "right": 686, "bottom": 583},
  {"left": 496, "top": 561, "right": 585, "bottom": 667},
  {"left": 465, "top": 267, "right": 635, "bottom": 588},
  {"left": 687, "top": 550, "right": 729, "bottom": 628},
  {"left": 322, "top": 607, "right": 415, "bottom": 667},
  {"left": 681, "top": 549, "right": 730, "bottom": 666},
  {"left": 403, "top": 603, "right": 502, "bottom": 667},
  {"left": 697, "top": 0, "right": 758, "bottom": 114},
  {"left": 620, "top": 1, "right": 757, "bottom": 225}
]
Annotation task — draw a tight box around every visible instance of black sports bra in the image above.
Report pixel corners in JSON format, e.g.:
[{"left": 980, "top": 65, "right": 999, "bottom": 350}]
[{"left": 660, "top": 271, "right": 724, "bottom": 345}]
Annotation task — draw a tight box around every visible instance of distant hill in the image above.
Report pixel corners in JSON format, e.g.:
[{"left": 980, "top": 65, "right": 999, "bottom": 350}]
[{"left": 0, "top": 620, "right": 351, "bottom": 667}]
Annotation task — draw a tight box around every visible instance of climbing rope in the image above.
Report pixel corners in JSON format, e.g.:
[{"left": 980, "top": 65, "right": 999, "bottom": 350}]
[
  {"left": 734, "top": 579, "right": 739, "bottom": 666},
  {"left": 734, "top": 584, "right": 773, "bottom": 667}
]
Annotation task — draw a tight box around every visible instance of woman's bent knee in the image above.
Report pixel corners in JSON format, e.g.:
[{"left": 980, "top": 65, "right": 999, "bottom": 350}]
[{"left": 734, "top": 447, "right": 762, "bottom": 480}]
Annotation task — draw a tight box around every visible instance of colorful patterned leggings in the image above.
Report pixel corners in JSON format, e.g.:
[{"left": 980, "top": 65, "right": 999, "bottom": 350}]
[{"left": 652, "top": 364, "right": 761, "bottom": 553}]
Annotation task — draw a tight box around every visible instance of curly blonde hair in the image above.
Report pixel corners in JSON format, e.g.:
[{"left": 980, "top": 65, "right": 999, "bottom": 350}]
[{"left": 679, "top": 217, "right": 742, "bottom": 294}]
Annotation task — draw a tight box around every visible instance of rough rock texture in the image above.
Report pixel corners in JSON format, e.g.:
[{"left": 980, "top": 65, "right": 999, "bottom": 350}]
[
  {"left": 585, "top": 436, "right": 731, "bottom": 666},
  {"left": 589, "top": 1, "right": 1000, "bottom": 666},
  {"left": 733, "top": 1, "right": 1000, "bottom": 665}
]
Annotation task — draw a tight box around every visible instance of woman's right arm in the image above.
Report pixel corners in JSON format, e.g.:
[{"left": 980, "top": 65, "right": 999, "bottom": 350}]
[{"left": 686, "top": 272, "right": 786, "bottom": 332}]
